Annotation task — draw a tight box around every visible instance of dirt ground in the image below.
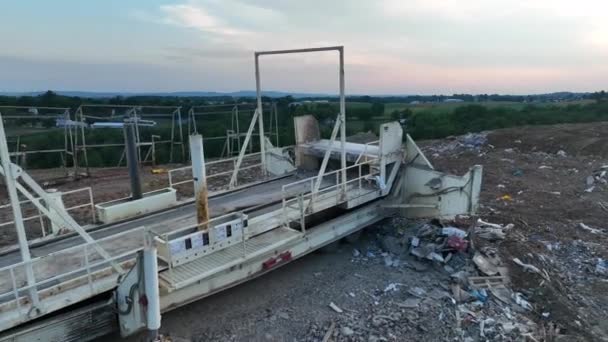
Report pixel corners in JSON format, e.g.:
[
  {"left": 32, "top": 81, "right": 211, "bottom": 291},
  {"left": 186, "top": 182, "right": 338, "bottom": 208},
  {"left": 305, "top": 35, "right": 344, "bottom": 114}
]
[{"left": 100, "top": 122, "right": 607, "bottom": 342}]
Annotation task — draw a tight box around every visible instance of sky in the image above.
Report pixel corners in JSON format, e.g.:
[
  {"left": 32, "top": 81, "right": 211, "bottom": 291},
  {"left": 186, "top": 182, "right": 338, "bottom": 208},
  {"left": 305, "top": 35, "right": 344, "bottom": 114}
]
[{"left": 1, "top": 0, "right": 607, "bottom": 95}]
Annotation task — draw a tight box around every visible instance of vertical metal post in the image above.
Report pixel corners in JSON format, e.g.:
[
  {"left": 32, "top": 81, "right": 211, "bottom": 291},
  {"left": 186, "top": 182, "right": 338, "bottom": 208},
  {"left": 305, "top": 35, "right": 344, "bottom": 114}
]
[
  {"left": 143, "top": 231, "right": 161, "bottom": 341},
  {"left": 177, "top": 108, "right": 185, "bottom": 162},
  {"left": 255, "top": 54, "right": 267, "bottom": 176},
  {"left": 298, "top": 193, "right": 305, "bottom": 232},
  {"left": 63, "top": 110, "right": 69, "bottom": 176},
  {"left": 79, "top": 109, "right": 90, "bottom": 177},
  {"left": 169, "top": 110, "right": 176, "bottom": 164},
  {"left": 190, "top": 134, "right": 209, "bottom": 229},
  {"left": 235, "top": 106, "right": 241, "bottom": 154},
  {"left": 339, "top": 47, "right": 347, "bottom": 197},
  {"left": 124, "top": 123, "right": 142, "bottom": 200},
  {"left": 274, "top": 102, "right": 279, "bottom": 147},
  {"left": 0, "top": 114, "right": 39, "bottom": 305}
]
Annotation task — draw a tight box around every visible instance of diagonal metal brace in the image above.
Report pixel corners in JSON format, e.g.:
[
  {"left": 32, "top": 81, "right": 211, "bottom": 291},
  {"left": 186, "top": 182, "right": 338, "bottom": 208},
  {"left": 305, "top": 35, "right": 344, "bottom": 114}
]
[{"left": 0, "top": 164, "right": 124, "bottom": 274}]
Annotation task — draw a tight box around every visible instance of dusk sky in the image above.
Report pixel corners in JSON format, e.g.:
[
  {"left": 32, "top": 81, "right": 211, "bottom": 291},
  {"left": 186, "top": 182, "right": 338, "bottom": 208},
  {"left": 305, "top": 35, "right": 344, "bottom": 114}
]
[{"left": 1, "top": 0, "right": 606, "bottom": 94}]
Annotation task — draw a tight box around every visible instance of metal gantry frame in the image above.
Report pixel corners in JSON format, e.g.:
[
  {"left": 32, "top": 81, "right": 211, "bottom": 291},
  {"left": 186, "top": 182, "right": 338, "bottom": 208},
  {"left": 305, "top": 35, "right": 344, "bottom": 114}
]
[
  {"left": 230, "top": 46, "right": 347, "bottom": 194},
  {"left": 0, "top": 106, "right": 74, "bottom": 175},
  {"left": 72, "top": 105, "right": 185, "bottom": 176}
]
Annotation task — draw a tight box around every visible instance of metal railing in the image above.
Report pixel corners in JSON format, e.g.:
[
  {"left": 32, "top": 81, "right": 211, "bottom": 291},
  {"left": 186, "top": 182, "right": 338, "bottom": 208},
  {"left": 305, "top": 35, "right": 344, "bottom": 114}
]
[
  {"left": 355, "top": 140, "right": 380, "bottom": 164},
  {"left": 0, "top": 226, "right": 145, "bottom": 315},
  {"left": 155, "top": 212, "right": 247, "bottom": 270},
  {"left": 0, "top": 187, "right": 96, "bottom": 238},
  {"left": 168, "top": 151, "right": 262, "bottom": 189},
  {"left": 281, "top": 158, "right": 381, "bottom": 231}
]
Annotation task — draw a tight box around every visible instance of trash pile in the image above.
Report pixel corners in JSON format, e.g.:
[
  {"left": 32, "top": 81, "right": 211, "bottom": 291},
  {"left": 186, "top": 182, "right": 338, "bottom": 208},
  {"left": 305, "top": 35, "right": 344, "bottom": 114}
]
[
  {"left": 405, "top": 217, "right": 549, "bottom": 341},
  {"left": 314, "top": 216, "right": 579, "bottom": 341},
  {"left": 584, "top": 165, "right": 608, "bottom": 193},
  {"left": 425, "top": 132, "right": 489, "bottom": 155}
]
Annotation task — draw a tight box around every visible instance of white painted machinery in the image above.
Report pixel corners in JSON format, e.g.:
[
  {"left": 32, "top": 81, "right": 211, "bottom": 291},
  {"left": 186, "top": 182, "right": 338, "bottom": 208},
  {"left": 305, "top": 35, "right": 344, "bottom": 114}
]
[{"left": 0, "top": 47, "right": 482, "bottom": 341}]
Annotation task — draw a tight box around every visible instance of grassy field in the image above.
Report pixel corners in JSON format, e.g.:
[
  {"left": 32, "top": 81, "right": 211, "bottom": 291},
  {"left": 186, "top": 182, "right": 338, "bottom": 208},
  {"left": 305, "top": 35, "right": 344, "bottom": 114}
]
[{"left": 343, "top": 99, "right": 595, "bottom": 117}]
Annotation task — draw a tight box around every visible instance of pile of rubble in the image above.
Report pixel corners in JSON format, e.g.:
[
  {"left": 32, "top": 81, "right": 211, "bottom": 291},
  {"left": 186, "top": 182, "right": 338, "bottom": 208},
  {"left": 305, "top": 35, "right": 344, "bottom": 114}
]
[
  {"left": 323, "top": 216, "right": 561, "bottom": 342},
  {"left": 425, "top": 132, "right": 488, "bottom": 156},
  {"left": 584, "top": 164, "right": 608, "bottom": 193},
  {"left": 407, "top": 217, "right": 551, "bottom": 341}
]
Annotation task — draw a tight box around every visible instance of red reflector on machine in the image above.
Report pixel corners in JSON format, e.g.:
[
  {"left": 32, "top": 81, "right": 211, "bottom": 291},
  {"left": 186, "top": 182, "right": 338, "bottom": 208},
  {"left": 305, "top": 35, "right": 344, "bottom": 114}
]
[{"left": 262, "top": 251, "right": 293, "bottom": 270}]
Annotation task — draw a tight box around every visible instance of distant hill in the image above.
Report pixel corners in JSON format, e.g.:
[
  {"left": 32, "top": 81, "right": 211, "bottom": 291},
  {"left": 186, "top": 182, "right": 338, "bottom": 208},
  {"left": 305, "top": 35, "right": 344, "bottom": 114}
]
[
  {"left": 0, "top": 90, "right": 336, "bottom": 98},
  {"left": 0, "top": 90, "right": 593, "bottom": 101}
]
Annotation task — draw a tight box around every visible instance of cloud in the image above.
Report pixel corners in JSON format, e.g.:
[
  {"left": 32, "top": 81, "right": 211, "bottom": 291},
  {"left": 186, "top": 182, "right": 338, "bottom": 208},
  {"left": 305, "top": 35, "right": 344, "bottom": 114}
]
[
  {"left": 160, "top": 3, "right": 246, "bottom": 36},
  {"left": 5, "top": 0, "right": 608, "bottom": 93}
]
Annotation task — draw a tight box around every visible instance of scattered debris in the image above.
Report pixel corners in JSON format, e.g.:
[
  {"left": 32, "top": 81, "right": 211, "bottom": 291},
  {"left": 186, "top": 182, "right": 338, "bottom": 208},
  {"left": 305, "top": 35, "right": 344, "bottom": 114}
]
[
  {"left": 383, "top": 282, "right": 404, "bottom": 293},
  {"left": 446, "top": 236, "right": 468, "bottom": 252},
  {"left": 340, "top": 326, "right": 354, "bottom": 337},
  {"left": 397, "top": 298, "right": 421, "bottom": 308},
  {"left": 425, "top": 132, "right": 488, "bottom": 154},
  {"left": 322, "top": 321, "right": 336, "bottom": 342},
  {"left": 596, "top": 259, "right": 607, "bottom": 275},
  {"left": 408, "top": 287, "right": 427, "bottom": 298},
  {"left": 380, "top": 236, "right": 403, "bottom": 254},
  {"left": 512, "top": 258, "right": 541, "bottom": 274},
  {"left": 442, "top": 226, "right": 468, "bottom": 238},
  {"left": 499, "top": 194, "right": 513, "bottom": 201},
  {"left": 512, "top": 292, "right": 533, "bottom": 311},
  {"left": 473, "top": 252, "right": 499, "bottom": 276},
  {"left": 468, "top": 275, "right": 508, "bottom": 289}
]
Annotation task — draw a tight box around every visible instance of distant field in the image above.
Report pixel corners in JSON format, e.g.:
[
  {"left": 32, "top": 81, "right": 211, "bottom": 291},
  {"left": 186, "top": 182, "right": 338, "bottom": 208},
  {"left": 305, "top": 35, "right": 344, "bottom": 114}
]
[{"left": 342, "top": 99, "right": 595, "bottom": 117}]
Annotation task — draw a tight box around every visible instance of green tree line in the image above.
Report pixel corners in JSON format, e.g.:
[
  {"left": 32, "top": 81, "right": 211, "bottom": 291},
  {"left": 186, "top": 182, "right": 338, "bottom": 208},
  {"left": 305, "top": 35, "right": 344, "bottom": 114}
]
[{"left": 2, "top": 91, "right": 608, "bottom": 168}]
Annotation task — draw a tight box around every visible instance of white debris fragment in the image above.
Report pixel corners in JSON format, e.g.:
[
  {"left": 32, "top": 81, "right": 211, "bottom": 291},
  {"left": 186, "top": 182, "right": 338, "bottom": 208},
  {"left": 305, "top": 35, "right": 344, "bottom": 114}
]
[
  {"left": 556, "top": 150, "right": 567, "bottom": 157},
  {"left": 475, "top": 219, "right": 513, "bottom": 240},
  {"left": 477, "top": 219, "right": 514, "bottom": 230},
  {"left": 384, "top": 282, "right": 405, "bottom": 293},
  {"left": 579, "top": 222, "right": 604, "bottom": 234},
  {"left": 513, "top": 258, "right": 542, "bottom": 274},
  {"left": 384, "top": 255, "right": 394, "bottom": 267},
  {"left": 410, "top": 237, "right": 420, "bottom": 247},
  {"left": 329, "top": 302, "right": 343, "bottom": 313},
  {"left": 340, "top": 326, "right": 354, "bottom": 336},
  {"left": 512, "top": 293, "right": 533, "bottom": 311},
  {"left": 441, "top": 227, "right": 467, "bottom": 238},
  {"left": 473, "top": 252, "right": 499, "bottom": 276}
]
